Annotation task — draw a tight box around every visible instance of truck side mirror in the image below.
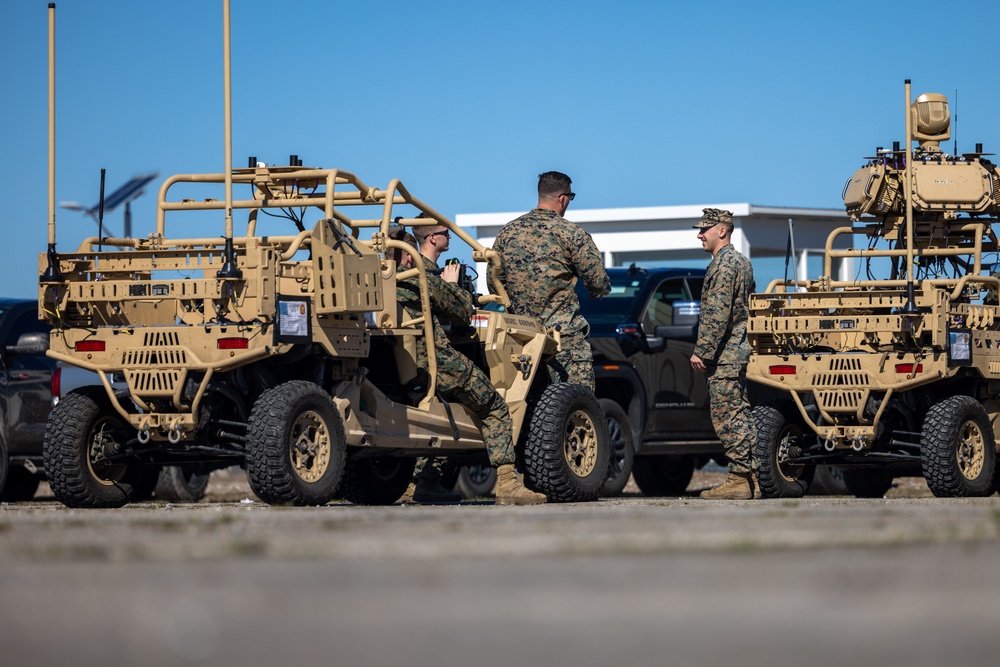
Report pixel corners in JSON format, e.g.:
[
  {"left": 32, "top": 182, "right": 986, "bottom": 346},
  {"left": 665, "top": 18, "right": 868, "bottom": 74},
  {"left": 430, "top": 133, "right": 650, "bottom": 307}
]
[{"left": 7, "top": 331, "right": 50, "bottom": 355}]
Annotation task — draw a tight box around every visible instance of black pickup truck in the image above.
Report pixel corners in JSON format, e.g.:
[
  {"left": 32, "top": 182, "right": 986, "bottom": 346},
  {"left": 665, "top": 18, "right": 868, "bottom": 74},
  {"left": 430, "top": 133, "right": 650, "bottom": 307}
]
[
  {"left": 578, "top": 266, "right": 723, "bottom": 495},
  {"left": 0, "top": 298, "right": 56, "bottom": 501}
]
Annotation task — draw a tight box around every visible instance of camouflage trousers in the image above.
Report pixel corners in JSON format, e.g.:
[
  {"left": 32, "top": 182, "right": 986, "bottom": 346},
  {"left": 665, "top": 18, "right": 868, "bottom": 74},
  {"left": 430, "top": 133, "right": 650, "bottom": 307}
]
[
  {"left": 706, "top": 363, "right": 757, "bottom": 475},
  {"left": 415, "top": 340, "right": 515, "bottom": 474},
  {"left": 548, "top": 331, "right": 595, "bottom": 391}
]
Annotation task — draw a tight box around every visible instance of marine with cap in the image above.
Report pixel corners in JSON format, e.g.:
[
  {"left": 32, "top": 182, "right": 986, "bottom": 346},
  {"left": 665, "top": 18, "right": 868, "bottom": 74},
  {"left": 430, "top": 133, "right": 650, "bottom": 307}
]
[{"left": 689, "top": 208, "right": 759, "bottom": 500}]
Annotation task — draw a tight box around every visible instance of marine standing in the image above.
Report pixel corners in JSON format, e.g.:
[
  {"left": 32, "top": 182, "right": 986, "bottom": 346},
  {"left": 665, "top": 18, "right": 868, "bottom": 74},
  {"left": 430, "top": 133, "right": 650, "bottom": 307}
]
[
  {"left": 489, "top": 171, "right": 611, "bottom": 389},
  {"left": 689, "top": 208, "right": 758, "bottom": 500}
]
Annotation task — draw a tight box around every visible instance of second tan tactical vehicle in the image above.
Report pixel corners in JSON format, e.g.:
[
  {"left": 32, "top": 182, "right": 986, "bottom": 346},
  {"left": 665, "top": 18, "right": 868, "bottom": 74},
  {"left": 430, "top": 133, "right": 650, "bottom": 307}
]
[
  {"left": 747, "top": 81, "right": 998, "bottom": 498},
  {"left": 37, "top": 4, "right": 609, "bottom": 508}
]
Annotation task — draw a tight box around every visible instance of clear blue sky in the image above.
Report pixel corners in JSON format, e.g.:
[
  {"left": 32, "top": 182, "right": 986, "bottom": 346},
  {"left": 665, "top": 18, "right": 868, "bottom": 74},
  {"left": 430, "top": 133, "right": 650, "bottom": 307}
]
[{"left": 3, "top": 0, "right": 999, "bottom": 299}]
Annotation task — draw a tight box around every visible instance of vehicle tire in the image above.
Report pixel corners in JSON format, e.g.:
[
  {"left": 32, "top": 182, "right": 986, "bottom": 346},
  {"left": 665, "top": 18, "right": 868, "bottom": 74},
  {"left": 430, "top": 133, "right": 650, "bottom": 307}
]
[
  {"left": 842, "top": 468, "right": 894, "bottom": 498},
  {"left": 0, "top": 436, "right": 8, "bottom": 499},
  {"left": 456, "top": 464, "right": 496, "bottom": 498},
  {"left": 753, "top": 402, "right": 815, "bottom": 498},
  {"left": 155, "top": 465, "right": 211, "bottom": 502},
  {"left": 631, "top": 455, "right": 695, "bottom": 496},
  {"left": 808, "top": 465, "right": 849, "bottom": 496},
  {"left": 127, "top": 466, "right": 162, "bottom": 501},
  {"left": 0, "top": 466, "right": 41, "bottom": 502},
  {"left": 245, "top": 380, "right": 346, "bottom": 506},
  {"left": 523, "top": 383, "right": 610, "bottom": 503},
  {"left": 340, "top": 457, "right": 416, "bottom": 505},
  {"left": 598, "top": 398, "right": 634, "bottom": 497},
  {"left": 921, "top": 395, "right": 996, "bottom": 497},
  {"left": 42, "top": 386, "right": 144, "bottom": 508}
]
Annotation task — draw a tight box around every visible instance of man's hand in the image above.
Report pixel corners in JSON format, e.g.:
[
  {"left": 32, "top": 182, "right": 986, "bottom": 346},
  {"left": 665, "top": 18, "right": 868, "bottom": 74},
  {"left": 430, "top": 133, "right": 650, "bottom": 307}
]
[
  {"left": 441, "top": 263, "right": 461, "bottom": 284},
  {"left": 690, "top": 354, "right": 706, "bottom": 373}
]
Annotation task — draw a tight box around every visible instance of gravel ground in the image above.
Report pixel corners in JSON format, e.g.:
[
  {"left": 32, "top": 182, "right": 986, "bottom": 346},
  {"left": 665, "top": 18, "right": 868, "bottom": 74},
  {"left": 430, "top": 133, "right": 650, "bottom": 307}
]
[{"left": 2, "top": 468, "right": 996, "bottom": 667}]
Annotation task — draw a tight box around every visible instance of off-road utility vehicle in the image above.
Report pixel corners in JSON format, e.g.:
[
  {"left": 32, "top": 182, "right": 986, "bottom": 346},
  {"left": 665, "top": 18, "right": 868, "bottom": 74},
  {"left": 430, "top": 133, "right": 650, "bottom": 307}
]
[
  {"left": 747, "top": 81, "right": 999, "bottom": 498},
  {"left": 37, "top": 3, "right": 608, "bottom": 508}
]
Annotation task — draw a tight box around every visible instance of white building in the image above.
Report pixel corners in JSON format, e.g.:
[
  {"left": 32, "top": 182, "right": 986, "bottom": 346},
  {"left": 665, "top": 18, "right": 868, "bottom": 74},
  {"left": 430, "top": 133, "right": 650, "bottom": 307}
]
[{"left": 457, "top": 203, "right": 855, "bottom": 294}]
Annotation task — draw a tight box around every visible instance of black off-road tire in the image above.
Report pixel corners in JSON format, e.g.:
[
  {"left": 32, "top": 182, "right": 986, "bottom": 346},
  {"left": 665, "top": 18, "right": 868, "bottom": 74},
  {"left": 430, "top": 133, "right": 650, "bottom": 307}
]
[
  {"left": 921, "top": 396, "right": 996, "bottom": 497},
  {"left": 809, "top": 465, "right": 849, "bottom": 496},
  {"left": 456, "top": 464, "right": 497, "bottom": 499},
  {"left": 753, "top": 402, "right": 815, "bottom": 498},
  {"left": 631, "top": 455, "right": 695, "bottom": 496},
  {"left": 42, "top": 387, "right": 143, "bottom": 508},
  {"left": 599, "top": 398, "right": 635, "bottom": 497},
  {"left": 0, "top": 466, "right": 41, "bottom": 502},
  {"left": 155, "top": 465, "right": 211, "bottom": 502},
  {"left": 842, "top": 468, "right": 894, "bottom": 498},
  {"left": 523, "top": 383, "right": 610, "bottom": 503},
  {"left": 340, "top": 457, "right": 416, "bottom": 505},
  {"left": 245, "top": 381, "right": 346, "bottom": 506}
]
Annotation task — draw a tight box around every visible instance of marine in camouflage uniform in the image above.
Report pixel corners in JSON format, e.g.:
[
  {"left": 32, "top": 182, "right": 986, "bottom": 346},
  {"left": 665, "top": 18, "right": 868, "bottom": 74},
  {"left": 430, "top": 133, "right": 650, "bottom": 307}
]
[
  {"left": 393, "top": 230, "right": 546, "bottom": 505},
  {"left": 689, "top": 208, "right": 758, "bottom": 500},
  {"left": 488, "top": 171, "right": 610, "bottom": 390}
]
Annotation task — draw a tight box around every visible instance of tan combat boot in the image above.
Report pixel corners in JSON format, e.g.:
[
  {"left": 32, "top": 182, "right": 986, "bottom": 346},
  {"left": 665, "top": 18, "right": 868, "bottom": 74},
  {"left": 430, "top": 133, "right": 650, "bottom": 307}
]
[
  {"left": 700, "top": 472, "right": 755, "bottom": 500},
  {"left": 495, "top": 464, "right": 547, "bottom": 505}
]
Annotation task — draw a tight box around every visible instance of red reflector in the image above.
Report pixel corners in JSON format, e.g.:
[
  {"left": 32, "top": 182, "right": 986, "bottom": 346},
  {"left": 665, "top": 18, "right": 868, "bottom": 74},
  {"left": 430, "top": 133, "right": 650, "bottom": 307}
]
[
  {"left": 895, "top": 363, "right": 923, "bottom": 374},
  {"left": 51, "top": 367, "right": 61, "bottom": 398},
  {"left": 602, "top": 365, "right": 620, "bottom": 371},
  {"left": 769, "top": 365, "right": 796, "bottom": 375},
  {"left": 218, "top": 338, "right": 249, "bottom": 350},
  {"left": 75, "top": 340, "right": 106, "bottom": 352}
]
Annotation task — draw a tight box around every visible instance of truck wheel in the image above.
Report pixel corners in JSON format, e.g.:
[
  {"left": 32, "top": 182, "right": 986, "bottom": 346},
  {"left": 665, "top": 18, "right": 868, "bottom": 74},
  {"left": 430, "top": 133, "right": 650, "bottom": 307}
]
[
  {"left": 921, "top": 396, "right": 996, "bottom": 497},
  {"left": 842, "top": 468, "right": 894, "bottom": 498},
  {"left": 0, "top": 466, "right": 41, "bottom": 502},
  {"left": 155, "top": 465, "right": 211, "bottom": 502},
  {"left": 753, "top": 402, "right": 815, "bottom": 498},
  {"left": 246, "top": 381, "right": 346, "bottom": 506},
  {"left": 599, "top": 398, "right": 634, "bottom": 497},
  {"left": 42, "top": 387, "right": 143, "bottom": 508},
  {"left": 631, "top": 455, "right": 695, "bottom": 496},
  {"left": 809, "top": 465, "right": 849, "bottom": 496},
  {"left": 340, "top": 457, "right": 416, "bottom": 505},
  {"left": 456, "top": 464, "right": 497, "bottom": 498},
  {"left": 523, "top": 384, "right": 610, "bottom": 502}
]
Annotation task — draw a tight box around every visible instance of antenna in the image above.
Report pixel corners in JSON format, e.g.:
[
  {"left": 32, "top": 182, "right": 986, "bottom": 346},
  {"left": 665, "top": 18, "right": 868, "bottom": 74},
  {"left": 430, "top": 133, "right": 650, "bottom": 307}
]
[{"left": 953, "top": 89, "right": 958, "bottom": 155}]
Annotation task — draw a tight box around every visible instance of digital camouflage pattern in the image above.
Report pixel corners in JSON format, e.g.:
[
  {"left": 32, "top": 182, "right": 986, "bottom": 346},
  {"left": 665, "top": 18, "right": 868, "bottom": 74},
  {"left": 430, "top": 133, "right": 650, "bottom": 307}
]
[
  {"left": 397, "top": 271, "right": 514, "bottom": 468},
  {"left": 694, "top": 241, "right": 757, "bottom": 473},
  {"left": 489, "top": 208, "right": 611, "bottom": 389},
  {"left": 706, "top": 365, "right": 757, "bottom": 475},
  {"left": 694, "top": 243, "right": 755, "bottom": 365}
]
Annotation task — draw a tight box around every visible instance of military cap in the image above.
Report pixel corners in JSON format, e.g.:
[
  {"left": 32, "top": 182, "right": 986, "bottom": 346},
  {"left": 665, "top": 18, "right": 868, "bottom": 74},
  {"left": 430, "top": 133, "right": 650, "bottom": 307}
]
[{"left": 692, "top": 208, "right": 733, "bottom": 229}]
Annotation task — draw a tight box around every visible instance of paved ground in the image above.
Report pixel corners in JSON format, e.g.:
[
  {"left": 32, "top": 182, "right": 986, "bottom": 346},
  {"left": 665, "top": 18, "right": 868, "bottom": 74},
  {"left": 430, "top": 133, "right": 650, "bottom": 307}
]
[{"left": 2, "top": 470, "right": 998, "bottom": 667}]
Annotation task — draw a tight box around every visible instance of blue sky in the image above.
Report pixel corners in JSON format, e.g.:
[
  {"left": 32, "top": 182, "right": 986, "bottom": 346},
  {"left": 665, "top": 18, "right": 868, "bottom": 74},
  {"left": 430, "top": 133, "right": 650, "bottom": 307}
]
[{"left": 3, "top": 0, "right": 999, "bottom": 299}]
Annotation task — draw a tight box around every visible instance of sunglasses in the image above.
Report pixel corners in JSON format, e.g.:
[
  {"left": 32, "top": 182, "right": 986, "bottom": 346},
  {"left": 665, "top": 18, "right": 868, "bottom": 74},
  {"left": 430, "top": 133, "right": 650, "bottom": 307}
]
[
  {"left": 560, "top": 192, "right": 576, "bottom": 201},
  {"left": 430, "top": 230, "right": 451, "bottom": 238}
]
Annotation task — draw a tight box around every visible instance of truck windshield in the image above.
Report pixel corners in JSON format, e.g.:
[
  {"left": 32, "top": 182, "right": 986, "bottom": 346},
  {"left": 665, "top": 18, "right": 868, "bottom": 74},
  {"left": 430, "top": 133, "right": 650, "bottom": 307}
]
[{"left": 576, "top": 271, "right": 650, "bottom": 324}]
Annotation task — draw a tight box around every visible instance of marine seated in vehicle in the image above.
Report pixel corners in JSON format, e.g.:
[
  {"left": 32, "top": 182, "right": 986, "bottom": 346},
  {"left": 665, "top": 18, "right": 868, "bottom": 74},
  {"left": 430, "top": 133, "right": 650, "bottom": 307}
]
[{"left": 390, "top": 228, "right": 545, "bottom": 505}]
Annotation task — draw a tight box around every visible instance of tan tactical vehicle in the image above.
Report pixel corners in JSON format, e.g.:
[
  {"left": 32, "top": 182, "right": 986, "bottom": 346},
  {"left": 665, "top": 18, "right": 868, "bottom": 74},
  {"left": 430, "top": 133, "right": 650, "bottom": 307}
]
[
  {"left": 747, "top": 81, "right": 998, "bottom": 498},
  {"left": 37, "top": 4, "right": 609, "bottom": 508}
]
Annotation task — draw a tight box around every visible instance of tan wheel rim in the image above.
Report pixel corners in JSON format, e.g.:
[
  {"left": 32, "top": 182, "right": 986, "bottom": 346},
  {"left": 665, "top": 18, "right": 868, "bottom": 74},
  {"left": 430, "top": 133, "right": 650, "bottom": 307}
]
[
  {"left": 87, "top": 417, "right": 127, "bottom": 486},
  {"left": 777, "top": 426, "right": 806, "bottom": 483},
  {"left": 289, "top": 410, "right": 330, "bottom": 483},
  {"left": 956, "top": 419, "right": 986, "bottom": 481},
  {"left": 564, "top": 409, "right": 599, "bottom": 477}
]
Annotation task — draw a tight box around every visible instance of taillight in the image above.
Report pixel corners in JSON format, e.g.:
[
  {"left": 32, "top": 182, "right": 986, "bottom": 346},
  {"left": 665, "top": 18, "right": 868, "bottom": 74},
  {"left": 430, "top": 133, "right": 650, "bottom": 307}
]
[
  {"left": 218, "top": 338, "right": 249, "bottom": 350},
  {"left": 51, "top": 366, "right": 61, "bottom": 399},
  {"left": 895, "top": 363, "right": 923, "bottom": 374},
  {"left": 75, "top": 340, "right": 106, "bottom": 352},
  {"left": 769, "top": 365, "right": 796, "bottom": 375}
]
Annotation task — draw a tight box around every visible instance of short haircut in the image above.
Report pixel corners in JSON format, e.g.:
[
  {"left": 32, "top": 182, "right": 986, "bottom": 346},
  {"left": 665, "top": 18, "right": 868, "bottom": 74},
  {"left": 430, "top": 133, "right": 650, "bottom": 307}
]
[
  {"left": 538, "top": 171, "right": 572, "bottom": 198},
  {"left": 413, "top": 211, "right": 446, "bottom": 245},
  {"left": 388, "top": 227, "right": 418, "bottom": 265}
]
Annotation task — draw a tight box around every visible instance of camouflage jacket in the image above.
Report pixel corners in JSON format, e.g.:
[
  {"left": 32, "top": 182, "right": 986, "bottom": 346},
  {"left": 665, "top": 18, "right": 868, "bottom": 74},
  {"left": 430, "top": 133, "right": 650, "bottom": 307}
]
[
  {"left": 694, "top": 243, "right": 755, "bottom": 366},
  {"left": 488, "top": 208, "right": 610, "bottom": 335},
  {"left": 397, "top": 268, "right": 474, "bottom": 352}
]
